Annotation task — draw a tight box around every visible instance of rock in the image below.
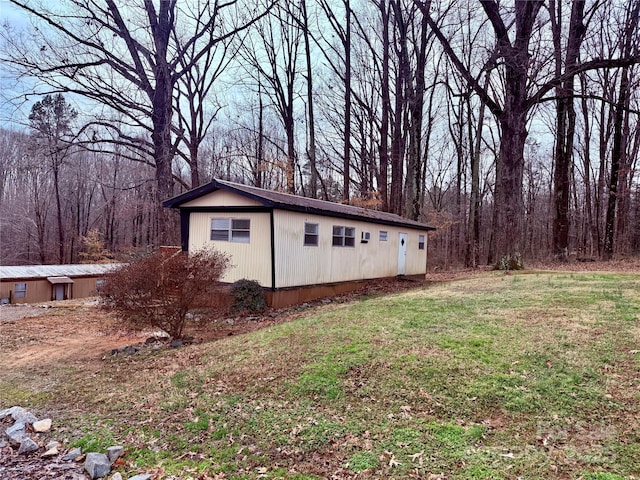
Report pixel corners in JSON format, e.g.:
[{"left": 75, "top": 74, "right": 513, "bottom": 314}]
[
  {"left": 84, "top": 452, "right": 111, "bottom": 479},
  {"left": 128, "top": 474, "right": 152, "bottom": 480},
  {"left": 70, "top": 473, "right": 90, "bottom": 480},
  {"left": 33, "top": 418, "right": 53, "bottom": 432},
  {"left": 6, "top": 421, "right": 28, "bottom": 445},
  {"left": 17, "top": 437, "right": 39, "bottom": 454},
  {"left": 169, "top": 339, "right": 183, "bottom": 348},
  {"left": 63, "top": 447, "right": 83, "bottom": 461},
  {"left": 41, "top": 446, "right": 59, "bottom": 457},
  {"left": 109, "top": 473, "right": 123, "bottom": 480},
  {"left": 13, "top": 408, "right": 38, "bottom": 425},
  {"left": 0, "top": 406, "right": 23, "bottom": 420},
  {"left": 106, "top": 445, "right": 124, "bottom": 463},
  {"left": 46, "top": 440, "right": 61, "bottom": 450},
  {"left": 111, "top": 345, "right": 139, "bottom": 356},
  {"left": 6, "top": 420, "right": 26, "bottom": 435},
  {"left": 0, "top": 439, "right": 8, "bottom": 449}
]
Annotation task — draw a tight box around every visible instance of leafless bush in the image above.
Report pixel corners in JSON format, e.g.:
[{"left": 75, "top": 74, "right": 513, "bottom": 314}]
[{"left": 100, "top": 248, "right": 231, "bottom": 339}]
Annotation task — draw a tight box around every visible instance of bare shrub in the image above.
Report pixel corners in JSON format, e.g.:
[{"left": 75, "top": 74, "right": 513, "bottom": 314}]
[{"left": 100, "top": 247, "right": 231, "bottom": 339}]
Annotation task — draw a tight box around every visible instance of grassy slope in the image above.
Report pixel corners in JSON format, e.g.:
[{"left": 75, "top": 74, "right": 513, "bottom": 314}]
[{"left": 5, "top": 271, "right": 640, "bottom": 479}]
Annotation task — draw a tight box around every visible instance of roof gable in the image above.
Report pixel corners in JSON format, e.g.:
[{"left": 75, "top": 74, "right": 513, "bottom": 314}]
[
  {"left": 180, "top": 189, "right": 263, "bottom": 208},
  {"left": 164, "top": 179, "right": 435, "bottom": 231}
]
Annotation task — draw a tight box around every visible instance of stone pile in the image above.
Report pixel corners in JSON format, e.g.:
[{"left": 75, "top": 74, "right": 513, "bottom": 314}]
[{"left": 0, "top": 406, "right": 152, "bottom": 480}]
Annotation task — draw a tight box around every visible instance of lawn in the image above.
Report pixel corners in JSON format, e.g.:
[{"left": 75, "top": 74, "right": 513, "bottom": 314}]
[{"left": 2, "top": 271, "right": 639, "bottom": 479}]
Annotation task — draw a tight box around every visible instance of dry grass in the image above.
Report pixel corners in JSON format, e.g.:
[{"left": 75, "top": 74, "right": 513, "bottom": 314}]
[{"left": 1, "top": 270, "right": 639, "bottom": 479}]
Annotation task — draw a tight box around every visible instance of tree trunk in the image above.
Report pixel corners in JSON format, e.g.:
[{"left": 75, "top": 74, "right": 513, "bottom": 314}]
[
  {"left": 551, "top": 0, "right": 586, "bottom": 261},
  {"left": 301, "top": 0, "right": 317, "bottom": 198},
  {"left": 342, "top": 0, "right": 351, "bottom": 202},
  {"left": 465, "top": 74, "right": 488, "bottom": 268},
  {"left": 378, "top": 1, "right": 390, "bottom": 212},
  {"left": 603, "top": 1, "right": 639, "bottom": 259}
]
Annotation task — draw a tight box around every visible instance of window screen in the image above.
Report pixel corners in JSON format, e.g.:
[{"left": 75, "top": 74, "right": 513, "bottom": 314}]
[
  {"left": 14, "top": 283, "right": 27, "bottom": 299},
  {"left": 304, "top": 223, "right": 319, "bottom": 246},
  {"left": 210, "top": 218, "right": 250, "bottom": 243}
]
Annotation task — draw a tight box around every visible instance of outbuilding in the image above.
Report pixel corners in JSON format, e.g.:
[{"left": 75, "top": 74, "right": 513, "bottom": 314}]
[
  {"left": 0, "top": 264, "right": 120, "bottom": 304},
  {"left": 164, "top": 179, "right": 435, "bottom": 307}
]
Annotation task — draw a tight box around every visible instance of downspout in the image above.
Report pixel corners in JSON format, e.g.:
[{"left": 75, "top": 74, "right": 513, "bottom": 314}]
[
  {"left": 270, "top": 209, "right": 276, "bottom": 291},
  {"left": 180, "top": 210, "right": 190, "bottom": 252}
]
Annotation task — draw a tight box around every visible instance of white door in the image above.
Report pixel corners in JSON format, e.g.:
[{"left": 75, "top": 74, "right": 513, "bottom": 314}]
[
  {"left": 53, "top": 284, "right": 65, "bottom": 301},
  {"left": 397, "top": 233, "right": 407, "bottom": 275}
]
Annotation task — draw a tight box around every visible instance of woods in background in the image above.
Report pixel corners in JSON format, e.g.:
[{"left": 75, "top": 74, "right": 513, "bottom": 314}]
[{"left": 1, "top": 0, "right": 639, "bottom": 267}]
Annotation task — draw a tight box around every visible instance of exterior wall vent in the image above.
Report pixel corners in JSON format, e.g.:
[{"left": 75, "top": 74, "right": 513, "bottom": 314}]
[{"left": 361, "top": 231, "right": 371, "bottom": 243}]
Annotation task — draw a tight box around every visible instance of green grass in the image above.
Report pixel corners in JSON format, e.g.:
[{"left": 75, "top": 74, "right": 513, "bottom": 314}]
[{"left": 6, "top": 271, "right": 640, "bottom": 479}]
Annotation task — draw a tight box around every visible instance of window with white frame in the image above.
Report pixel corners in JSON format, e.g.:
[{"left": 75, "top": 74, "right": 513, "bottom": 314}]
[
  {"left": 14, "top": 283, "right": 27, "bottom": 299},
  {"left": 304, "top": 223, "right": 319, "bottom": 246},
  {"left": 418, "top": 235, "right": 425, "bottom": 250},
  {"left": 210, "top": 218, "right": 251, "bottom": 243},
  {"left": 379, "top": 230, "right": 388, "bottom": 241},
  {"left": 332, "top": 225, "right": 355, "bottom": 247}
]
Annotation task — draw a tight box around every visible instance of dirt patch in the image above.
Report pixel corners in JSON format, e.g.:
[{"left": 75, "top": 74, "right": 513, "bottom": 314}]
[
  {"left": 0, "top": 278, "right": 434, "bottom": 371},
  {"left": 0, "top": 265, "right": 634, "bottom": 370},
  {"left": 0, "top": 307, "right": 143, "bottom": 370}
]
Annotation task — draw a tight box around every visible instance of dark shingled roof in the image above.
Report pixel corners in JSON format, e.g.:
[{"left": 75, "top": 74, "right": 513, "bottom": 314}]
[{"left": 164, "top": 179, "right": 435, "bottom": 231}]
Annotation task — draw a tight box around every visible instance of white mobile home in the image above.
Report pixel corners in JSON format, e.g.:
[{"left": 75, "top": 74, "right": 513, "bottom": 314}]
[{"left": 164, "top": 179, "right": 435, "bottom": 307}]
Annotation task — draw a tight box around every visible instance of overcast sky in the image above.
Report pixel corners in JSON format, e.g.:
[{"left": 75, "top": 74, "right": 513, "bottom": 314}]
[{"left": 1, "top": 0, "right": 34, "bottom": 126}]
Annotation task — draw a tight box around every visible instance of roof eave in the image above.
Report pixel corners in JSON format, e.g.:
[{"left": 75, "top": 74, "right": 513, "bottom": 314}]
[{"left": 165, "top": 179, "right": 435, "bottom": 231}]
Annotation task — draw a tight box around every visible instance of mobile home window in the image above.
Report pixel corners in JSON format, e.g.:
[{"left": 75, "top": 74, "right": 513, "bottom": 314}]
[
  {"left": 304, "top": 223, "right": 319, "bottom": 246},
  {"left": 418, "top": 235, "right": 425, "bottom": 250},
  {"left": 332, "top": 226, "right": 355, "bottom": 247},
  {"left": 210, "top": 218, "right": 251, "bottom": 243},
  {"left": 14, "top": 283, "right": 27, "bottom": 299},
  {"left": 379, "top": 231, "right": 388, "bottom": 241}
]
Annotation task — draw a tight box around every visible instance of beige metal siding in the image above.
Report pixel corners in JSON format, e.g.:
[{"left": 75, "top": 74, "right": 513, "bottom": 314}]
[
  {"left": 188, "top": 211, "right": 272, "bottom": 286},
  {"left": 73, "top": 277, "right": 106, "bottom": 298},
  {"left": 181, "top": 190, "right": 262, "bottom": 208},
  {"left": 0, "top": 279, "right": 50, "bottom": 304},
  {"left": 0, "top": 276, "right": 105, "bottom": 304},
  {"left": 273, "top": 211, "right": 427, "bottom": 288}
]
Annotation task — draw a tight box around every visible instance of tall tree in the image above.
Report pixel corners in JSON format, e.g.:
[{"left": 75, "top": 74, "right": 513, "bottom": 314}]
[
  {"left": 2, "top": 0, "right": 272, "bottom": 244},
  {"left": 28, "top": 94, "right": 77, "bottom": 263},
  {"left": 551, "top": 0, "right": 588, "bottom": 261},
  {"left": 419, "top": 0, "right": 637, "bottom": 264},
  {"left": 238, "top": 2, "right": 302, "bottom": 193},
  {"left": 604, "top": 0, "right": 640, "bottom": 259}
]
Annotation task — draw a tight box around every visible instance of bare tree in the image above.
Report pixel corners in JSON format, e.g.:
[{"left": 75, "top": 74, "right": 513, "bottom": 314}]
[
  {"left": 238, "top": 2, "right": 303, "bottom": 194},
  {"left": 418, "top": 0, "right": 638, "bottom": 264},
  {"left": 2, "top": 0, "right": 272, "bottom": 244},
  {"left": 550, "top": 0, "right": 588, "bottom": 261},
  {"left": 28, "top": 94, "right": 77, "bottom": 263},
  {"left": 604, "top": 0, "right": 640, "bottom": 259}
]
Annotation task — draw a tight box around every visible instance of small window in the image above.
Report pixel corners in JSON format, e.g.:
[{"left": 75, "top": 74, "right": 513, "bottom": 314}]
[
  {"left": 418, "top": 235, "right": 425, "bottom": 250},
  {"left": 345, "top": 227, "right": 355, "bottom": 246},
  {"left": 14, "top": 283, "right": 27, "bottom": 299},
  {"left": 304, "top": 223, "right": 319, "bottom": 246},
  {"left": 332, "top": 225, "right": 355, "bottom": 247},
  {"left": 95, "top": 279, "right": 106, "bottom": 291},
  {"left": 231, "top": 219, "right": 251, "bottom": 243},
  {"left": 379, "top": 231, "right": 388, "bottom": 241},
  {"left": 210, "top": 218, "right": 251, "bottom": 243}
]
